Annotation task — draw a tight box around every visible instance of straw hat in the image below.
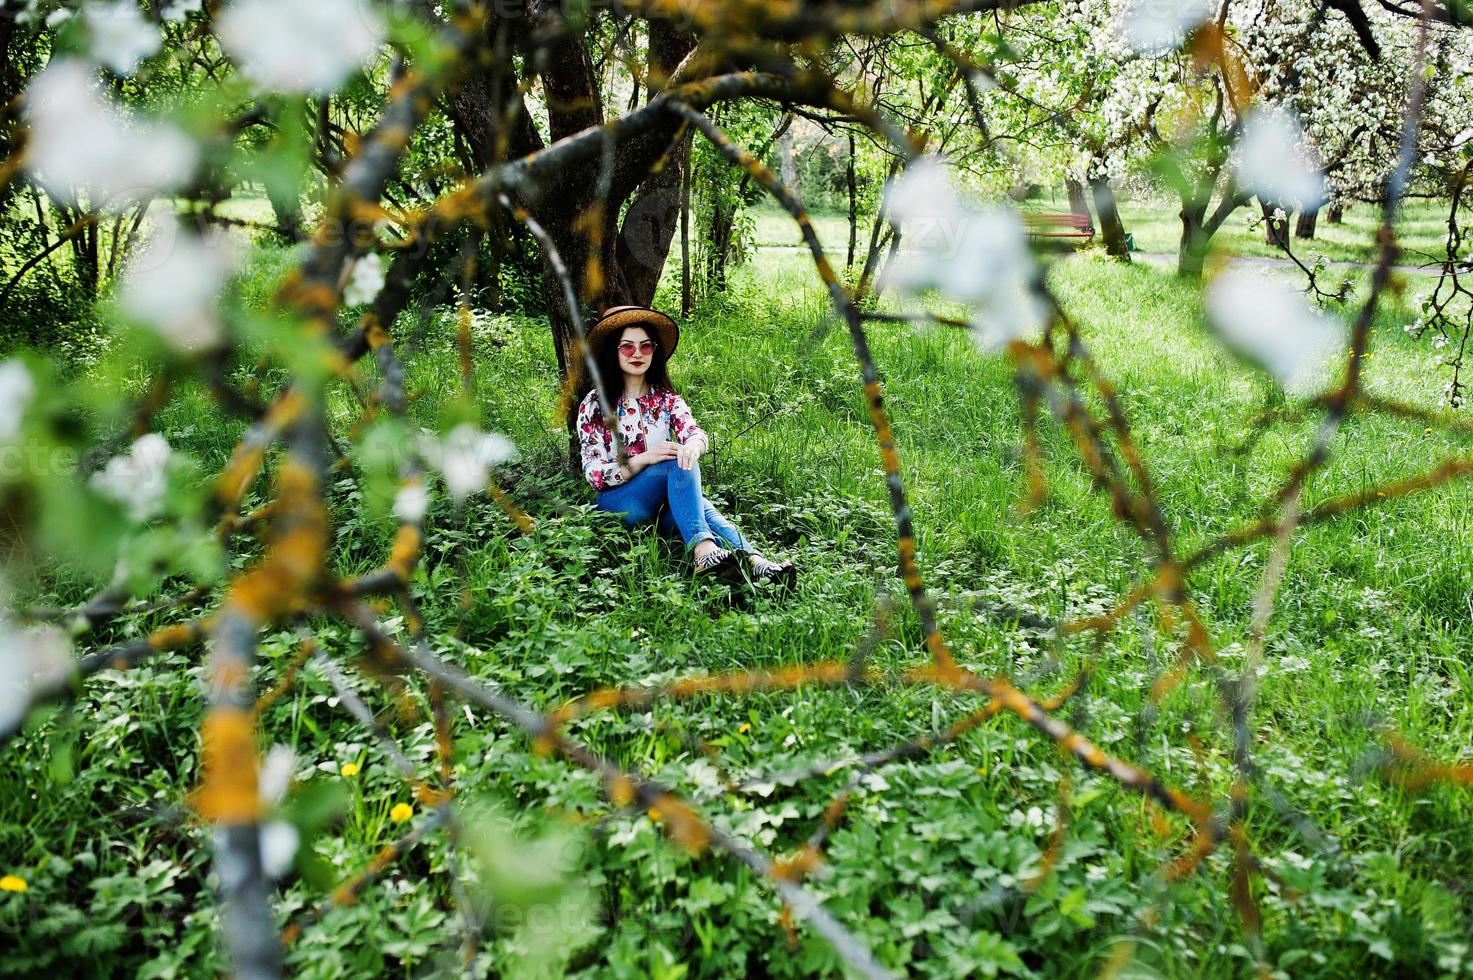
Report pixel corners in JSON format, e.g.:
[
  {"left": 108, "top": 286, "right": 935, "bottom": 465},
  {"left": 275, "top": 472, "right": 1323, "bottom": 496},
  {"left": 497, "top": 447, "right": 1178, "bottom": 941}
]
[{"left": 584, "top": 305, "right": 680, "bottom": 361}]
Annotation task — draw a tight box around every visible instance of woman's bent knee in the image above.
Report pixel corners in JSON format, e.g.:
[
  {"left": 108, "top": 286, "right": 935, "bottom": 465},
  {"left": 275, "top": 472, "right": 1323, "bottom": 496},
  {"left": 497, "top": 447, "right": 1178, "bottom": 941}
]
[{"left": 666, "top": 460, "right": 699, "bottom": 484}]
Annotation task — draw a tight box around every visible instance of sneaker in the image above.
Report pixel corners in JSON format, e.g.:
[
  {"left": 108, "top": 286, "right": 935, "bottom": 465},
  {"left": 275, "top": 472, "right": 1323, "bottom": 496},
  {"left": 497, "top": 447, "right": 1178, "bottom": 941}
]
[
  {"left": 749, "top": 555, "right": 798, "bottom": 588},
  {"left": 693, "top": 547, "right": 743, "bottom": 583}
]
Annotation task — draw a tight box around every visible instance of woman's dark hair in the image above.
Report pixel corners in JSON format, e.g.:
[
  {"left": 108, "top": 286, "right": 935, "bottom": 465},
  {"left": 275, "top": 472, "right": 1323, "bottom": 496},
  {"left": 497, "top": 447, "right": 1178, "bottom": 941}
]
[{"left": 577, "top": 324, "right": 676, "bottom": 419}]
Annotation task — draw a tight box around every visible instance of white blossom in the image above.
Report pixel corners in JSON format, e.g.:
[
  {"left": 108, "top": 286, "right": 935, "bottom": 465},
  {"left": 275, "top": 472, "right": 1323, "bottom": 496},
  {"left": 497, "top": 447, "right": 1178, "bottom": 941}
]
[
  {"left": 86, "top": 1, "right": 160, "bottom": 75},
  {"left": 1205, "top": 266, "right": 1346, "bottom": 397},
  {"left": 90, "top": 433, "right": 173, "bottom": 521},
  {"left": 392, "top": 482, "right": 429, "bottom": 523},
  {"left": 161, "top": 0, "right": 204, "bottom": 22},
  {"left": 1121, "top": 0, "right": 1214, "bottom": 55},
  {"left": 878, "top": 157, "right": 1046, "bottom": 350},
  {"left": 259, "top": 820, "right": 299, "bottom": 879},
  {"left": 259, "top": 744, "right": 297, "bottom": 805},
  {"left": 343, "top": 253, "right": 385, "bottom": 307},
  {"left": 1236, "top": 107, "right": 1327, "bottom": 210},
  {"left": 119, "top": 231, "right": 235, "bottom": 351},
  {"left": 0, "top": 621, "right": 72, "bottom": 734},
  {"left": 0, "top": 360, "right": 35, "bottom": 440},
  {"left": 419, "top": 425, "right": 516, "bottom": 502},
  {"left": 46, "top": 8, "right": 73, "bottom": 27},
  {"left": 968, "top": 70, "right": 997, "bottom": 92},
  {"left": 23, "top": 60, "right": 198, "bottom": 210},
  {"left": 217, "top": 0, "right": 383, "bottom": 94}
]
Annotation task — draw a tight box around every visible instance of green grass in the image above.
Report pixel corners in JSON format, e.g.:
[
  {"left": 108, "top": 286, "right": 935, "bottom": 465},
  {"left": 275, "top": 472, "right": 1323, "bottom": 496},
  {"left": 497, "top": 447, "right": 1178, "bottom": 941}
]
[
  {"left": 752, "top": 197, "right": 1453, "bottom": 267},
  {"left": 3, "top": 237, "right": 1472, "bottom": 978},
  {"left": 1112, "top": 197, "right": 1452, "bottom": 265},
  {"left": 751, "top": 206, "right": 858, "bottom": 253}
]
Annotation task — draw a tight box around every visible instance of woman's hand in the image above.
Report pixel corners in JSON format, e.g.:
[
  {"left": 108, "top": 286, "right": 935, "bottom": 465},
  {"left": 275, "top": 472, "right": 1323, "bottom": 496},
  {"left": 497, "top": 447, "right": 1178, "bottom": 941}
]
[
  {"left": 676, "top": 434, "right": 707, "bottom": 470},
  {"left": 630, "top": 441, "right": 680, "bottom": 473}
]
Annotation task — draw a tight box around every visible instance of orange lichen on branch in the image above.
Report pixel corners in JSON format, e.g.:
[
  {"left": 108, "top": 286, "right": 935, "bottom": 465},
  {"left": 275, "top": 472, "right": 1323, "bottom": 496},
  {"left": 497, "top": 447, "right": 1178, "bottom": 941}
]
[
  {"left": 386, "top": 525, "right": 422, "bottom": 582},
  {"left": 649, "top": 793, "right": 710, "bottom": 853},
  {"left": 363, "top": 314, "right": 390, "bottom": 351},
  {"left": 1142, "top": 596, "right": 1220, "bottom": 702},
  {"left": 911, "top": 663, "right": 1218, "bottom": 831},
  {"left": 1229, "top": 823, "right": 1263, "bottom": 935},
  {"left": 1163, "top": 823, "right": 1219, "bottom": 881},
  {"left": 772, "top": 847, "right": 822, "bottom": 883},
  {"left": 487, "top": 480, "right": 533, "bottom": 532},
  {"left": 278, "top": 275, "right": 341, "bottom": 319},
  {"left": 223, "top": 458, "right": 327, "bottom": 624},
  {"left": 1023, "top": 774, "right": 1071, "bottom": 892},
  {"left": 571, "top": 203, "right": 606, "bottom": 298},
  {"left": 1190, "top": 23, "right": 1257, "bottom": 113},
  {"left": 549, "top": 661, "right": 860, "bottom": 725},
  {"left": 607, "top": 773, "right": 636, "bottom": 807},
  {"left": 1379, "top": 733, "right": 1473, "bottom": 789},
  {"left": 216, "top": 390, "right": 307, "bottom": 507},
  {"left": 1181, "top": 455, "right": 1473, "bottom": 573},
  {"left": 252, "top": 638, "right": 315, "bottom": 719},
  {"left": 145, "top": 620, "right": 205, "bottom": 653},
  {"left": 415, "top": 785, "right": 454, "bottom": 808},
  {"left": 190, "top": 708, "right": 262, "bottom": 824},
  {"left": 779, "top": 903, "right": 799, "bottom": 949},
  {"left": 216, "top": 441, "right": 269, "bottom": 508}
]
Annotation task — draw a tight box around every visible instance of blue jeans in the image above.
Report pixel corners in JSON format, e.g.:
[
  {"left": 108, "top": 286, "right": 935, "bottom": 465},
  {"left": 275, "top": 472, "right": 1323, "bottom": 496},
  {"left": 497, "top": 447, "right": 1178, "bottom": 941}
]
[{"left": 595, "top": 459, "right": 751, "bottom": 553}]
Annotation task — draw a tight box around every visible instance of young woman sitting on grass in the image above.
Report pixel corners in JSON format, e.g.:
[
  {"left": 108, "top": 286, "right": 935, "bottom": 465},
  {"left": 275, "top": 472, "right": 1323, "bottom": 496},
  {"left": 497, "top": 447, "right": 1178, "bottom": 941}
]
[{"left": 572, "top": 304, "right": 797, "bottom": 585}]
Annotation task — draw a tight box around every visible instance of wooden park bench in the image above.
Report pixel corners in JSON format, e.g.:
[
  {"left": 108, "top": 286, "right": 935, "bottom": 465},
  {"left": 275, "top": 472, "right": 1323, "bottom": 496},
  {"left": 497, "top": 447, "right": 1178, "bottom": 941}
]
[{"left": 1023, "top": 211, "right": 1095, "bottom": 246}]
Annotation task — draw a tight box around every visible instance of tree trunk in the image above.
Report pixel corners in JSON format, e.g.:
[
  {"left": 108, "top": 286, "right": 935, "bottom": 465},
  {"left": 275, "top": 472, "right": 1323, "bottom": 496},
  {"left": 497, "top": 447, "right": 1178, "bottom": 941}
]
[
  {"left": 1177, "top": 200, "right": 1209, "bottom": 278},
  {"left": 1294, "top": 205, "right": 1319, "bottom": 239},
  {"left": 1260, "top": 201, "right": 1290, "bottom": 249},
  {"left": 778, "top": 128, "right": 799, "bottom": 196},
  {"left": 266, "top": 183, "right": 305, "bottom": 242},
  {"left": 522, "top": 14, "right": 696, "bottom": 390},
  {"left": 1089, "top": 175, "right": 1129, "bottom": 260},
  {"left": 855, "top": 155, "right": 902, "bottom": 301},
  {"left": 1326, "top": 203, "right": 1344, "bottom": 224},
  {"left": 855, "top": 227, "right": 890, "bottom": 300},
  {"left": 680, "top": 128, "right": 691, "bottom": 317},
  {"left": 1065, "top": 179, "right": 1093, "bottom": 229},
  {"left": 617, "top": 132, "right": 689, "bottom": 304},
  {"left": 870, "top": 228, "right": 903, "bottom": 298},
  {"left": 846, "top": 130, "right": 858, "bottom": 269},
  {"left": 0, "top": 15, "right": 27, "bottom": 218},
  {"left": 707, "top": 200, "right": 733, "bottom": 295}
]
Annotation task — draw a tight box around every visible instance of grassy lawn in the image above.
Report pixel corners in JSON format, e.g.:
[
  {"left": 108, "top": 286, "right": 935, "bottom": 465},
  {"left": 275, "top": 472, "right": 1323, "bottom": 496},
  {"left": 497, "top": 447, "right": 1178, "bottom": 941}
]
[
  {"left": 4, "top": 237, "right": 1472, "bottom": 977},
  {"left": 752, "top": 197, "right": 1453, "bottom": 267},
  {"left": 1113, "top": 197, "right": 1452, "bottom": 265}
]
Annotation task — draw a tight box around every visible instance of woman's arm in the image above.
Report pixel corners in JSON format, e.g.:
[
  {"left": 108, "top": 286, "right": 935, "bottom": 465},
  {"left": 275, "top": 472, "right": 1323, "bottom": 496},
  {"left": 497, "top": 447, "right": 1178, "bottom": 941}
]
[
  {"left": 577, "top": 396, "right": 630, "bottom": 490},
  {"left": 669, "top": 394, "right": 709, "bottom": 448},
  {"left": 669, "top": 393, "right": 709, "bottom": 470}
]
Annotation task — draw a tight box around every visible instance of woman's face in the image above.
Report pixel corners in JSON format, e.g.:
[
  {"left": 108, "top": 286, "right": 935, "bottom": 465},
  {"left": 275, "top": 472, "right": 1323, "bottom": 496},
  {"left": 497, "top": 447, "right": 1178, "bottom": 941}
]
[{"left": 615, "top": 326, "right": 655, "bottom": 378}]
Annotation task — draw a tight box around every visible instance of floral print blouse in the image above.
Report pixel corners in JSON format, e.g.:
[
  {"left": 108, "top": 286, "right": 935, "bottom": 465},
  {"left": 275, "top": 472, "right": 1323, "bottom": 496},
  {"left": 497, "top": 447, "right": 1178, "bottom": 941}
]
[{"left": 576, "top": 387, "right": 709, "bottom": 491}]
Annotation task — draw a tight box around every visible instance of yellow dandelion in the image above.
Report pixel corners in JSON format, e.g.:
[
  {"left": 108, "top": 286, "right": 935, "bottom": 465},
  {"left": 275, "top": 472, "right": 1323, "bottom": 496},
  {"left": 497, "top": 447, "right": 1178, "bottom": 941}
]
[
  {"left": 737, "top": 723, "right": 750, "bottom": 734},
  {"left": 339, "top": 762, "right": 360, "bottom": 778},
  {"left": 647, "top": 807, "right": 663, "bottom": 822},
  {"left": 0, "top": 875, "right": 27, "bottom": 893},
  {"left": 1425, "top": 427, "right": 1434, "bottom": 434},
  {"left": 390, "top": 803, "right": 414, "bottom": 823}
]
